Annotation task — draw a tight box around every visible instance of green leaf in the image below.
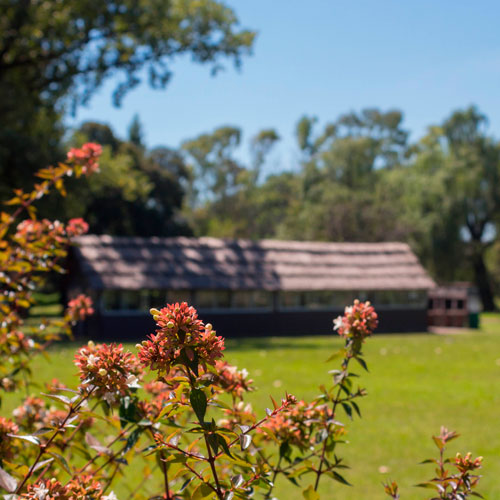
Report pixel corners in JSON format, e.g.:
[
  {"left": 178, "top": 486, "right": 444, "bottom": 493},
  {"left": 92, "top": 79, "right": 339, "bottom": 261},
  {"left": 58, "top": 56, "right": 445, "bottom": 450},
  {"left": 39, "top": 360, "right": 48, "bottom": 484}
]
[
  {"left": 217, "top": 434, "right": 233, "bottom": 457},
  {"left": 9, "top": 434, "right": 40, "bottom": 446},
  {"left": 206, "top": 433, "right": 219, "bottom": 455},
  {"left": 41, "top": 393, "right": 71, "bottom": 406},
  {"left": 302, "top": 485, "right": 320, "bottom": 500},
  {"left": 330, "top": 470, "right": 351, "bottom": 486},
  {"left": 123, "top": 428, "right": 143, "bottom": 454},
  {"left": 350, "top": 400, "right": 361, "bottom": 418},
  {"left": 415, "top": 482, "right": 440, "bottom": 490},
  {"left": 49, "top": 452, "right": 71, "bottom": 475},
  {"left": 341, "top": 402, "right": 353, "bottom": 420},
  {"left": 119, "top": 396, "right": 139, "bottom": 427},
  {"left": 240, "top": 433, "right": 252, "bottom": 451},
  {"left": 231, "top": 474, "right": 244, "bottom": 489},
  {"left": 190, "top": 388, "right": 207, "bottom": 424},
  {"left": 325, "top": 349, "right": 346, "bottom": 363},
  {"left": 0, "top": 466, "right": 17, "bottom": 493},
  {"left": 279, "top": 440, "right": 291, "bottom": 461},
  {"left": 354, "top": 356, "right": 369, "bottom": 372}
]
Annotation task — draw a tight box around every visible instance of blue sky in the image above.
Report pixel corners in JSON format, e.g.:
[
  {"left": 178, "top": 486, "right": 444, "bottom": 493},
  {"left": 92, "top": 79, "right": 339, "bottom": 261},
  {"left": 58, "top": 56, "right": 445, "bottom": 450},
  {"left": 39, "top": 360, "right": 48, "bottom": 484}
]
[{"left": 68, "top": 0, "right": 500, "bottom": 169}]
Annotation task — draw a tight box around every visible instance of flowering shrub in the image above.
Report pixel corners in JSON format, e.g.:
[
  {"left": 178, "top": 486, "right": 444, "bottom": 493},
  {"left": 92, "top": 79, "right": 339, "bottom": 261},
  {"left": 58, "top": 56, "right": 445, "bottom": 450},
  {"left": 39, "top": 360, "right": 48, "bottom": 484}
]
[
  {"left": 385, "top": 427, "right": 483, "bottom": 500},
  {"left": 0, "top": 146, "right": 485, "bottom": 499}
]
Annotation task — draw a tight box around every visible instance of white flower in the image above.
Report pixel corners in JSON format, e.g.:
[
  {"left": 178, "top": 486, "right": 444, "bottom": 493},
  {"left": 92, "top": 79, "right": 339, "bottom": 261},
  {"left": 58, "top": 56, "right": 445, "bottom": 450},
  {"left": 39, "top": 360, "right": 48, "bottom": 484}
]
[
  {"left": 333, "top": 316, "right": 343, "bottom": 331},
  {"left": 103, "top": 392, "right": 116, "bottom": 405},
  {"left": 126, "top": 374, "right": 140, "bottom": 388},
  {"left": 102, "top": 492, "right": 119, "bottom": 500},
  {"left": 86, "top": 354, "right": 99, "bottom": 367},
  {"left": 344, "top": 306, "right": 353, "bottom": 315},
  {"left": 240, "top": 368, "right": 249, "bottom": 379},
  {"left": 33, "top": 484, "right": 49, "bottom": 500}
]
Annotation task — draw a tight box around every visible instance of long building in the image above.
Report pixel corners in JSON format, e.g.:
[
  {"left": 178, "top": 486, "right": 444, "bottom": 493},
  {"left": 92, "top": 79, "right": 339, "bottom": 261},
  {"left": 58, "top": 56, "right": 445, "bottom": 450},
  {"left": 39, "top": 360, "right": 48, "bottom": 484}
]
[{"left": 68, "top": 235, "right": 436, "bottom": 339}]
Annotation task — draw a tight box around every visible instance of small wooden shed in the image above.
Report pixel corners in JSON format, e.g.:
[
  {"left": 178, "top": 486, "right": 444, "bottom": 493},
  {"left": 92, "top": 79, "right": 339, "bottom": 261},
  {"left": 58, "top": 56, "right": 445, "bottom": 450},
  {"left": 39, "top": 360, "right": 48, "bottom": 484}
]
[{"left": 68, "top": 235, "right": 436, "bottom": 339}]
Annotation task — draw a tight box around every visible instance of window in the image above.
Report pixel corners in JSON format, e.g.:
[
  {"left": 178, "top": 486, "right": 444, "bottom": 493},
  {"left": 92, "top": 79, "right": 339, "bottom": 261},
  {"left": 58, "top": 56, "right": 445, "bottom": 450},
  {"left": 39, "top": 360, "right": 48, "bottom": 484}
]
[
  {"left": 195, "top": 290, "right": 231, "bottom": 310},
  {"left": 102, "top": 290, "right": 121, "bottom": 311},
  {"left": 147, "top": 290, "right": 167, "bottom": 310},
  {"left": 278, "top": 291, "right": 304, "bottom": 310},
  {"left": 122, "top": 290, "right": 141, "bottom": 311},
  {"left": 304, "top": 291, "right": 334, "bottom": 309},
  {"left": 232, "top": 290, "right": 272, "bottom": 310},
  {"left": 166, "top": 290, "right": 192, "bottom": 304}
]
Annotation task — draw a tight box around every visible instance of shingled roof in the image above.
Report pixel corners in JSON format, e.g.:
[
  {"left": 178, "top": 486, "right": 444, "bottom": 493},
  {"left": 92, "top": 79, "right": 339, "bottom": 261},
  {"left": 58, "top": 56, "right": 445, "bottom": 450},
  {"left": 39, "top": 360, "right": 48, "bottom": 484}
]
[{"left": 72, "top": 235, "right": 436, "bottom": 292}]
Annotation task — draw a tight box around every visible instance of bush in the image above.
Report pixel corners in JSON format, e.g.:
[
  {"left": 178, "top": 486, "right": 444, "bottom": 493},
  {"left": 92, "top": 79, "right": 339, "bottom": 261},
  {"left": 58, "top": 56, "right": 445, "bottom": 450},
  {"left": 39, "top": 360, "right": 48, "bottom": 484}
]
[{"left": 0, "top": 147, "right": 483, "bottom": 499}]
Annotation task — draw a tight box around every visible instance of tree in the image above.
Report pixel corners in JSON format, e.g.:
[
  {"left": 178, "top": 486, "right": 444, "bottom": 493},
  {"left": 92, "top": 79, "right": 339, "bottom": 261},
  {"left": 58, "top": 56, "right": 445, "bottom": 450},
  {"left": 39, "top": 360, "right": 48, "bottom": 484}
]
[
  {"left": 420, "top": 107, "right": 500, "bottom": 310},
  {"left": 0, "top": 0, "right": 256, "bottom": 195},
  {"left": 182, "top": 126, "right": 282, "bottom": 237},
  {"left": 280, "top": 109, "right": 409, "bottom": 241},
  {"left": 128, "top": 114, "right": 145, "bottom": 149},
  {"left": 48, "top": 121, "right": 191, "bottom": 237}
]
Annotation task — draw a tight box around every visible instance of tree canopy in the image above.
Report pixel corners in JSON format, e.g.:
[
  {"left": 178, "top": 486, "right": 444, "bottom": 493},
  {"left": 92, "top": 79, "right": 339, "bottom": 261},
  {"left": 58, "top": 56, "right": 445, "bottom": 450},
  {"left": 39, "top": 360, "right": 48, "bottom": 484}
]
[{"left": 0, "top": 0, "right": 256, "bottom": 196}]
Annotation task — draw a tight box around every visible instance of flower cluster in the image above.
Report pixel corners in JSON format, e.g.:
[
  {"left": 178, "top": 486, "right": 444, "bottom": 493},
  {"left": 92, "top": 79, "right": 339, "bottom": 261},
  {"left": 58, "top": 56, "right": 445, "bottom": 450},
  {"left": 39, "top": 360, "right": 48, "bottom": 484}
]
[
  {"left": 213, "top": 361, "right": 254, "bottom": 400},
  {"left": 21, "top": 476, "right": 113, "bottom": 500},
  {"left": 261, "top": 400, "right": 337, "bottom": 449},
  {"left": 138, "top": 303, "right": 225, "bottom": 375},
  {"left": 15, "top": 219, "right": 66, "bottom": 243},
  {"left": 66, "top": 295, "right": 94, "bottom": 323},
  {"left": 12, "top": 396, "right": 93, "bottom": 435},
  {"left": 1, "top": 330, "right": 34, "bottom": 355},
  {"left": 333, "top": 299, "right": 378, "bottom": 340},
  {"left": 0, "top": 416, "right": 18, "bottom": 460},
  {"left": 66, "top": 217, "right": 89, "bottom": 237},
  {"left": 74, "top": 342, "right": 142, "bottom": 400},
  {"left": 66, "top": 143, "right": 102, "bottom": 174},
  {"left": 219, "top": 401, "right": 256, "bottom": 431},
  {"left": 455, "top": 452, "right": 483, "bottom": 474},
  {"left": 12, "top": 396, "right": 46, "bottom": 430}
]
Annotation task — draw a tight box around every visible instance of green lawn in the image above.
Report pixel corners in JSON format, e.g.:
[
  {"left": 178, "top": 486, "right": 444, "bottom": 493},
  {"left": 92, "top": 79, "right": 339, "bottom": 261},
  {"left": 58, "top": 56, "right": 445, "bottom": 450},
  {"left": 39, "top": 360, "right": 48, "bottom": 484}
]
[{"left": 6, "top": 314, "right": 500, "bottom": 499}]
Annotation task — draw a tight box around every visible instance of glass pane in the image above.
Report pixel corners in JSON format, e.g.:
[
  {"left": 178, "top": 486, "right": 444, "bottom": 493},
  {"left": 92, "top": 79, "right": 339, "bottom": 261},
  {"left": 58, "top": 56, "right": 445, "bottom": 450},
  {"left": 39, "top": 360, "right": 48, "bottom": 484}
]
[
  {"left": 232, "top": 291, "right": 253, "bottom": 308},
  {"left": 408, "top": 291, "right": 426, "bottom": 307},
  {"left": 278, "top": 291, "right": 304, "bottom": 309},
  {"left": 196, "top": 290, "right": 215, "bottom": 309},
  {"left": 332, "top": 291, "right": 356, "bottom": 307},
  {"left": 148, "top": 290, "right": 166, "bottom": 309},
  {"left": 102, "top": 290, "right": 121, "bottom": 311},
  {"left": 304, "top": 291, "right": 334, "bottom": 309},
  {"left": 214, "top": 290, "right": 231, "bottom": 308},
  {"left": 167, "top": 290, "right": 192, "bottom": 304},
  {"left": 253, "top": 291, "right": 272, "bottom": 308},
  {"left": 122, "top": 290, "right": 140, "bottom": 310}
]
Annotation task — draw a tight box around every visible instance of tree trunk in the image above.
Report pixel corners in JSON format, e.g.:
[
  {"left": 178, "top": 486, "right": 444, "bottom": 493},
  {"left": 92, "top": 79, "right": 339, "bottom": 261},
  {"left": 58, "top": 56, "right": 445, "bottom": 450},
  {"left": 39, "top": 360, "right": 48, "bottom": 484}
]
[{"left": 472, "top": 251, "right": 496, "bottom": 311}]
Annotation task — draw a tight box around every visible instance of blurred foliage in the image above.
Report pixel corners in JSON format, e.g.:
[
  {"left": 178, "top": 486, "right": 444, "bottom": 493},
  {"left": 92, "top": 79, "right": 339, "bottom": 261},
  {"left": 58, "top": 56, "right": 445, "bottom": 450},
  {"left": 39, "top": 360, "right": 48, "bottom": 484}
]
[{"left": 0, "top": 0, "right": 256, "bottom": 196}]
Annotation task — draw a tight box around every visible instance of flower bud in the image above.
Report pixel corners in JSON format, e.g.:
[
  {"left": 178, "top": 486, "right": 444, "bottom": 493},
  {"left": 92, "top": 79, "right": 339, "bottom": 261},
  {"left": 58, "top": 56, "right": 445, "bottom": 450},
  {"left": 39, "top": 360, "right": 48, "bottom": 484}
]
[
  {"left": 87, "top": 340, "right": 95, "bottom": 348},
  {"left": 166, "top": 321, "right": 175, "bottom": 329},
  {"left": 98, "top": 368, "right": 107, "bottom": 376},
  {"left": 150, "top": 308, "right": 161, "bottom": 316},
  {"left": 206, "top": 323, "right": 213, "bottom": 332}
]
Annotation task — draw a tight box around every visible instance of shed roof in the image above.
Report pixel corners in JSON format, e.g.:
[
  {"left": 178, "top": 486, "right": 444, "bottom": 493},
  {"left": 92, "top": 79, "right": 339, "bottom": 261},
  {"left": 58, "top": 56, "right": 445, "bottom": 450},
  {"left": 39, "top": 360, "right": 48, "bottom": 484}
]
[{"left": 72, "top": 235, "right": 436, "bottom": 292}]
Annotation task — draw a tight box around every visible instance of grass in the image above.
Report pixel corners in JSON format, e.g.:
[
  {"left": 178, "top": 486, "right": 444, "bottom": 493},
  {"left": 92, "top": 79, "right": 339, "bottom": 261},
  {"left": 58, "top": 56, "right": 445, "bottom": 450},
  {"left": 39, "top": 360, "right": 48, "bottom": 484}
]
[{"left": 5, "top": 314, "right": 500, "bottom": 499}]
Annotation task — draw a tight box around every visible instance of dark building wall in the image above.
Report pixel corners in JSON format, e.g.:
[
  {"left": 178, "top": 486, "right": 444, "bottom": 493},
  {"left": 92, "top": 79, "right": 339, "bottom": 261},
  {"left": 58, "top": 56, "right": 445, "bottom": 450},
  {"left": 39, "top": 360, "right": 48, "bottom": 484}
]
[{"left": 83, "top": 308, "right": 428, "bottom": 341}]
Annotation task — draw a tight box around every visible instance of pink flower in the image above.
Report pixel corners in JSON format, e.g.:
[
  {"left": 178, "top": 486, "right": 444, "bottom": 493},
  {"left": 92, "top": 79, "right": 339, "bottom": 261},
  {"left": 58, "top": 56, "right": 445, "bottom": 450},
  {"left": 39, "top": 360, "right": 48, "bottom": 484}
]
[
  {"left": 74, "top": 341, "right": 142, "bottom": 399},
  {"left": 66, "top": 142, "right": 102, "bottom": 175},
  {"left": 0, "top": 417, "right": 18, "bottom": 460},
  {"left": 66, "top": 218, "right": 89, "bottom": 237},
  {"left": 138, "top": 302, "right": 225, "bottom": 376},
  {"left": 67, "top": 294, "right": 94, "bottom": 322},
  {"left": 333, "top": 299, "right": 378, "bottom": 340}
]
